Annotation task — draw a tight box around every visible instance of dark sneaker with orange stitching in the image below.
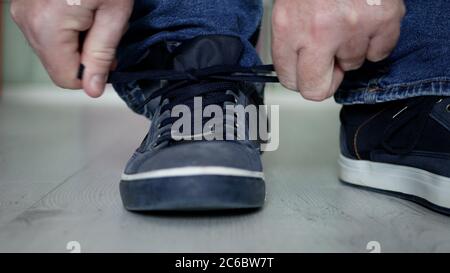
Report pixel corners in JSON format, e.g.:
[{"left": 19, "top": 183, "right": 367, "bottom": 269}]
[{"left": 339, "top": 96, "right": 450, "bottom": 215}]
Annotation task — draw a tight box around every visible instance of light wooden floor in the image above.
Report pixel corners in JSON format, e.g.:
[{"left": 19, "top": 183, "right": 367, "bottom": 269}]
[{"left": 1, "top": 85, "right": 450, "bottom": 253}]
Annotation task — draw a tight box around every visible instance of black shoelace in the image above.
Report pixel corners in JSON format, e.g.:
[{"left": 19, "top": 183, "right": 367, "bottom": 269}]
[{"left": 101, "top": 65, "right": 279, "bottom": 147}]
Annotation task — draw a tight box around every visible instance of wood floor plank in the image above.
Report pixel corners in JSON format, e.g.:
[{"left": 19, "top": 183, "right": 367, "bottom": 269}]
[{"left": 1, "top": 86, "right": 450, "bottom": 252}]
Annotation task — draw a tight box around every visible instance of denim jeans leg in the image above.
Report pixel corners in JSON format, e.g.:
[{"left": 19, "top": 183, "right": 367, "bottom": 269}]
[{"left": 113, "top": 0, "right": 263, "bottom": 118}]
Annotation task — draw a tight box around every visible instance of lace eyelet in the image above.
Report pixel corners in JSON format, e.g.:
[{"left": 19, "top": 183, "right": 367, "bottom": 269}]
[{"left": 446, "top": 104, "right": 450, "bottom": 113}]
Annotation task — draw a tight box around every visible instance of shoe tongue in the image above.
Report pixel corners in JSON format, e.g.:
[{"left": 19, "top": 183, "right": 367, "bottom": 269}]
[{"left": 172, "top": 35, "right": 243, "bottom": 71}]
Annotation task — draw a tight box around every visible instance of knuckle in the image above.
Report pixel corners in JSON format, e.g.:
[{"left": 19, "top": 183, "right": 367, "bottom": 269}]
[
  {"left": 28, "top": 7, "right": 52, "bottom": 32},
  {"left": 88, "top": 48, "right": 116, "bottom": 64},
  {"left": 343, "top": 10, "right": 360, "bottom": 28},
  {"left": 29, "top": 15, "right": 43, "bottom": 31},
  {"left": 27, "top": 3, "right": 52, "bottom": 30},
  {"left": 10, "top": 2, "right": 20, "bottom": 23},
  {"left": 272, "top": 9, "right": 290, "bottom": 34},
  {"left": 309, "top": 12, "right": 335, "bottom": 40}
]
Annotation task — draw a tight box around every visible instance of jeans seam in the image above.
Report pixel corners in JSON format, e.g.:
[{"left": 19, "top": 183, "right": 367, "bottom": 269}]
[{"left": 336, "top": 78, "right": 450, "bottom": 105}]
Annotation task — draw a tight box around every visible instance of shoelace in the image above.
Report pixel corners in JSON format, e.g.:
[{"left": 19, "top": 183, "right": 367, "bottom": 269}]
[
  {"left": 103, "top": 64, "right": 279, "bottom": 147},
  {"left": 382, "top": 96, "right": 442, "bottom": 155}
]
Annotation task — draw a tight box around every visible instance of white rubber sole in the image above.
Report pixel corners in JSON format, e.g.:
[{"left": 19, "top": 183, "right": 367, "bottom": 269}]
[
  {"left": 339, "top": 154, "right": 450, "bottom": 209},
  {"left": 121, "top": 166, "right": 265, "bottom": 182}
]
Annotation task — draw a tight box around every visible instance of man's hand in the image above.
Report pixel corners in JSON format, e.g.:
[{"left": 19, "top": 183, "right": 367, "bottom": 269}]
[
  {"left": 272, "top": 0, "right": 405, "bottom": 101},
  {"left": 10, "top": 0, "right": 133, "bottom": 97}
]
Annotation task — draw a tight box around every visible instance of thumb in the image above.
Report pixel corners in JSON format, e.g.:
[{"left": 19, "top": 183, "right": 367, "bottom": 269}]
[{"left": 81, "top": 1, "right": 132, "bottom": 98}]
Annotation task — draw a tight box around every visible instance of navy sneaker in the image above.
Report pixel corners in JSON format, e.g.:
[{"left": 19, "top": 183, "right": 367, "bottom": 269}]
[
  {"left": 111, "top": 36, "right": 276, "bottom": 211},
  {"left": 339, "top": 96, "right": 450, "bottom": 215}
]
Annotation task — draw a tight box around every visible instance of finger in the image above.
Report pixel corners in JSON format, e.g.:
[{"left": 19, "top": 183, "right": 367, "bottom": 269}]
[
  {"left": 81, "top": 1, "right": 132, "bottom": 98},
  {"left": 34, "top": 29, "right": 84, "bottom": 90},
  {"left": 297, "top": 46, "right": 344, "bottom": 101},
  {"left": 336, "top": 35, "right": 370, "bottom": 71},
  {"left": 272, "top": 40, "right": 299, "bottom": 91},
  {"left": 271, "top": 7, "right": 299, "bottom": 91},
  {"left": 366, "top": 23, "right": 401, "bottom": 62}
]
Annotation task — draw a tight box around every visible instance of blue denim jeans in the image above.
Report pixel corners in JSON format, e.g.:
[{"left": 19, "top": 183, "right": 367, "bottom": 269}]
[
  {"left": 116, "top": 0, "right": 262, "bottom": 70},
  {"left": 114, "top": 0, "right": 263, "bottom": 117},
  {"left": 115, "top": 0, "right": 450, "bottom": 116}
]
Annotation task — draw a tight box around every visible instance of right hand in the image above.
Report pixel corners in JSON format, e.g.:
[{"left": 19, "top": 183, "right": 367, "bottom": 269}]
[{"left": 271, "top": 0, "right": 405, "bottom": 101}]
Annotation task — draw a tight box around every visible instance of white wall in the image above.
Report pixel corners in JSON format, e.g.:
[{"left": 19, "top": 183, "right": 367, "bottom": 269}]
[{"left": 2, "top": 1, "right": 51, "bottom": 84}]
